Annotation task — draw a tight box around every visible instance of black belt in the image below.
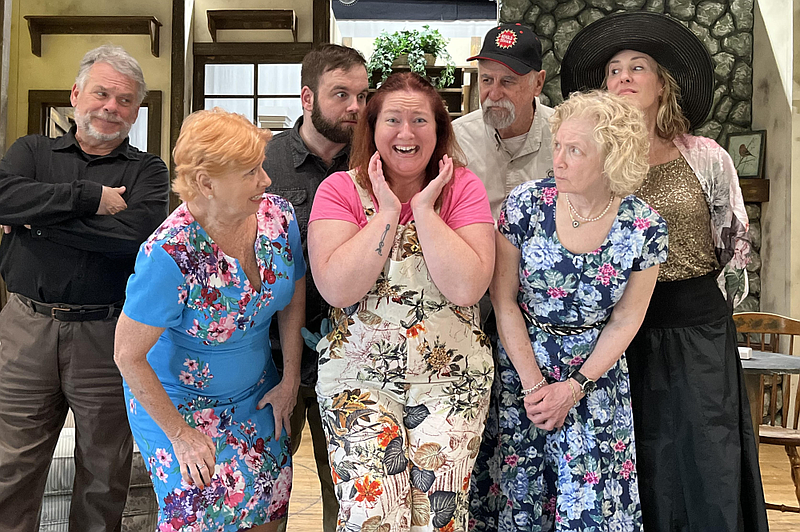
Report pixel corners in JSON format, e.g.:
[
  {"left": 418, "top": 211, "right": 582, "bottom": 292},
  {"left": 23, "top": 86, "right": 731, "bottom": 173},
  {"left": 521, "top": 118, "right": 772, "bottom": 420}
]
[
  {"left": 18, "top": 294, "right": 122, "bottom": 322},
  {"left": 524, "top": 312, "right": 609, "bottom": 336}
]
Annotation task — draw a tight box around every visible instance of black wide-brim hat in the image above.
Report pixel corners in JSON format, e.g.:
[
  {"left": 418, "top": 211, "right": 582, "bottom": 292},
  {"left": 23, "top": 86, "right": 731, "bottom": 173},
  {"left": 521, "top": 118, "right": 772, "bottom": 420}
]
[{"left": 560, "top": 11, "right": 714, "bottom": 129}]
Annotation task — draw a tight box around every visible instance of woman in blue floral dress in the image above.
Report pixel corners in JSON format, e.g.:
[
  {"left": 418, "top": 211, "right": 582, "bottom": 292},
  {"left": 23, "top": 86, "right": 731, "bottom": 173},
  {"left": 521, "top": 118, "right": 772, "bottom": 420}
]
[
  {"left": 114, "top": 109, "right": 305, "bottom": 532},
  {"left": 469, "top": 91, "right": 668, "bottom": 531}
]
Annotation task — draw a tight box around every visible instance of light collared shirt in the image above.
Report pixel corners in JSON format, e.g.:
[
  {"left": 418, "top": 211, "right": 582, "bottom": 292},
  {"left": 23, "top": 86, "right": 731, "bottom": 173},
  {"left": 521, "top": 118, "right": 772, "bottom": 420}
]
[{"left": 453, "top": 97, "right": 555, "bottom": 220}]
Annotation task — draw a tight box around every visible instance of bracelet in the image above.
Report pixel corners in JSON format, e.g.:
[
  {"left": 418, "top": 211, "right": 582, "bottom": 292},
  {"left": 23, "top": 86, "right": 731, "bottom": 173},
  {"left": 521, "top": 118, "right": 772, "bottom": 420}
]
[
  {"left": 566, "top": 379, "right": 579, "bottom": 407},
  {"left": 521, "top": 377, "right": 547, "bottom": 396}
]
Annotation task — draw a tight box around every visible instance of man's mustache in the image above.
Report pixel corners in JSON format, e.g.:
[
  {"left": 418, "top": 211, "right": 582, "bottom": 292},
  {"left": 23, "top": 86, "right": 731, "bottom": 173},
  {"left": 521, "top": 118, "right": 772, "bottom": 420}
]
[
  {"left": 86, "top": 110, "right": 125, "bottom": 124},
  {"left": 483, "top": 98, "right": 514, "bottom": 112}
]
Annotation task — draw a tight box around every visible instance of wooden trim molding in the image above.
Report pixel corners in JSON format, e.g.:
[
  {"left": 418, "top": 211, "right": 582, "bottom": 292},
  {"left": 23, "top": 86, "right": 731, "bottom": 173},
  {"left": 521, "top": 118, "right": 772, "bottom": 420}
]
[
  {"left": 193, "top": 42, "right": 312, "bottom": 61},
  {"left": 740, "top": 178, "right": 770, "bottom": 203},
  {"left": 27, "top": 90, "right": 73, "bottom": 135},
  {"left": 143, "top": 91, "right": 162, "bottom": 157},
  {"left": 0, "top": 0, "right": 10, "bottom": 309},
  {"left": 170, "top": 0, "right": 186, "bottom": 211},
  {"left": 312, "top": 0, "right": 330, "bottom": 46},
  {"left": 0, "top": 0, "right": 11, "bottom": 157},
  {"left": 23, "top": 16, "right": 162, "bottom": 57}
]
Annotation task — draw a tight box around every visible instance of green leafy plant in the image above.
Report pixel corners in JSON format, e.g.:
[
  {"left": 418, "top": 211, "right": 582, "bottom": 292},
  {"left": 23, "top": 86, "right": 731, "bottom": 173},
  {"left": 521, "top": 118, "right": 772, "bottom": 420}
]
[{"left": 367, "top": 25, "right": 456, "bottom": 89}]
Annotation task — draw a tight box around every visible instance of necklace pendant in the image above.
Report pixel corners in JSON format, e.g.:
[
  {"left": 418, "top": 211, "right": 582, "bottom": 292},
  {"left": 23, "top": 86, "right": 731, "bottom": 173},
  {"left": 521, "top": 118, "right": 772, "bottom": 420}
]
[{"left": 572, "top": 220, "right": 580, "bottom": 228}]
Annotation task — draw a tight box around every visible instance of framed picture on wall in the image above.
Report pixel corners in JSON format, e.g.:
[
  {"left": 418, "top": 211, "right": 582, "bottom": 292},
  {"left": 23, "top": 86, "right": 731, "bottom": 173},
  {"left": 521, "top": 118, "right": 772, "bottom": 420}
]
[{"left": 726, "top": 130, "right": 767, "bottom": 178}]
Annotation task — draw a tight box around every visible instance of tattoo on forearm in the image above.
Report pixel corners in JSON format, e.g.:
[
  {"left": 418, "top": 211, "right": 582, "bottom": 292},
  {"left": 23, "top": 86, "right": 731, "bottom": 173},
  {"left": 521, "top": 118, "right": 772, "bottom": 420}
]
[{"left": 376, "top": 224, "right": 390, "bottom": 256}]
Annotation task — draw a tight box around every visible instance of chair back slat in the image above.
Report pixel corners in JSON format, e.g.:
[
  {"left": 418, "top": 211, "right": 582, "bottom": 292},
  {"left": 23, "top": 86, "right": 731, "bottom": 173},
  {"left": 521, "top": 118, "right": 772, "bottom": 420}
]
[
  {"left": 793, "top": 375, "right": 800, "bottom": 429},
  {"left": 769, "top": 374, "right": 779, "bottom": 425},
  {"left": 733, "top": 312, "right": 800, "bottom": 431},
  {"left": 785, "top": 374, "right": 796, "bottom": 429}
]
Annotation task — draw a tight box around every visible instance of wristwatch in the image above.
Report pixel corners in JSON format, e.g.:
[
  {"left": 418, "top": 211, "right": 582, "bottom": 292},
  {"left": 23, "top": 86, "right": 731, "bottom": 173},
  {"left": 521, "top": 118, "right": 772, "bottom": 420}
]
[{"left": 570, "top": 370, "right": 597, "bottom": 395}]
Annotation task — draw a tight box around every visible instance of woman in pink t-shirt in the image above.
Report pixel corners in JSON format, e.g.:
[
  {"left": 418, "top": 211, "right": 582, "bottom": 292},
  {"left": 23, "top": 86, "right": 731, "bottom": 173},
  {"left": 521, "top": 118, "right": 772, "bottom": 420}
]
[{"left": 308, "top": 72, "right": 494, "bottom": 531}]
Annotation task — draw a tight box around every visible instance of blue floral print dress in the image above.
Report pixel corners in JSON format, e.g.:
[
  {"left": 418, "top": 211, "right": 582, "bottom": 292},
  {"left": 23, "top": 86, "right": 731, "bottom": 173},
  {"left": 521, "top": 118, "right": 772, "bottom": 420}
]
[
  {"left": 122, "top": 196, "right": 305, "bottom": 532},
  {"left": 469, "top": 178, "right": 668, "bottom": 532}
]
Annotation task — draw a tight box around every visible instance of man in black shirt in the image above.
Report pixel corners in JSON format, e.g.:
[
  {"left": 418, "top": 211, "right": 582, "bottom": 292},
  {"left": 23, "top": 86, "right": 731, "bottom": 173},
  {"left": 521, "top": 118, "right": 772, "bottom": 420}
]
[
  {"left": 264, "top": 44, "right": 368, "bottom": 532},
  {"left": 0, "top": 45, "right": 169, "bottom": 532}
]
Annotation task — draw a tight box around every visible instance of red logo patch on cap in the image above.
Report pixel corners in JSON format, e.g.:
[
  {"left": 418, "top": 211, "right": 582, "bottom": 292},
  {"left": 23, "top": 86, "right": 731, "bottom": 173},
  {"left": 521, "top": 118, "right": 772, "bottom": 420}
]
[{"left": 496, "top": 29, "right": 517, "bottom": 49}]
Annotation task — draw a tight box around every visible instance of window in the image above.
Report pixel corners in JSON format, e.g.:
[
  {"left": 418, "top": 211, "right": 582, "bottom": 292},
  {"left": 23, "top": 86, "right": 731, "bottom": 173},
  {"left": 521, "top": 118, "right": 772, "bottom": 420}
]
[{"left": 201, "top": 63, "right": 302, "bottom": 129}]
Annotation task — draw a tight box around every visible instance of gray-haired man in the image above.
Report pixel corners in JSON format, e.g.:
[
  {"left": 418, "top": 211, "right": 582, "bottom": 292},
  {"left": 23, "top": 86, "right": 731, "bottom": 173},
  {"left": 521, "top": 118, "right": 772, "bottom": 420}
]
[
  {"left": 453, "top": 23, "right": 554, "bottom": 220},
  {"left": 0, "top": 45, "right": 169, "bottom": 531}
]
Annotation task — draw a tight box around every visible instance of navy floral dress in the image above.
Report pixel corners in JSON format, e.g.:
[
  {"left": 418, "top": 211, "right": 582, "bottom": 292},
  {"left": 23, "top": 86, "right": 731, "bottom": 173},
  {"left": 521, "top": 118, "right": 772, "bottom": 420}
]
[
  {"left": 122, "top": 196, "right": 305, "bottom": 531},
  {"left": 469, "top": 178, "right": 668, "bottom": 532}
]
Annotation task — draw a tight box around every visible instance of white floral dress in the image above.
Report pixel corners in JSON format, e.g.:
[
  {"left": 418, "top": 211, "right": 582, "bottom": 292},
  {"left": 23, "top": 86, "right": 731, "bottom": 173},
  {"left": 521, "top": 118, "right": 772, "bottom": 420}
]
[{"left": 315, "top": 173, "right": 494, "bottom": 532}]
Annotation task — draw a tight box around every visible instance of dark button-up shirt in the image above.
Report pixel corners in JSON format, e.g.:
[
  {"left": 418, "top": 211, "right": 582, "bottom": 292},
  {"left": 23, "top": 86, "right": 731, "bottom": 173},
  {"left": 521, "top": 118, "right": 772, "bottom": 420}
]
[
  {"left": 264, "top": 117, "right": 350, "bottom": 387},
  {"left": 0, "top": 127, "right": 170, "bottom": 305}
]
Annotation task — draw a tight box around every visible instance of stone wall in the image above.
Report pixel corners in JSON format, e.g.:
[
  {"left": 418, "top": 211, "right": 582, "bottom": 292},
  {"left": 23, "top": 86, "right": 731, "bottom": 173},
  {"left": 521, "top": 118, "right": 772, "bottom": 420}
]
[{"left": 498, "top": 0, "right": 761, "bottom": 310}]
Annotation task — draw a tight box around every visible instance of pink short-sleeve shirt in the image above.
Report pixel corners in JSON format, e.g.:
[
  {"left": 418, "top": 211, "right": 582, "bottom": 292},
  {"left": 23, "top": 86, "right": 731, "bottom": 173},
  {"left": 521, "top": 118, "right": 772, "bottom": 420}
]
[{"left": 310, "top": 167, "right": 493, "bottom": 229}]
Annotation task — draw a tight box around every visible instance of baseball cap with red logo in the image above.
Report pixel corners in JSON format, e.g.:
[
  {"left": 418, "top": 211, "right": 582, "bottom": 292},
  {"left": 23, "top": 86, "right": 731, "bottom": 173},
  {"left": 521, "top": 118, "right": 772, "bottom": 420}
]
[{"left": 467, "top": 23, "right": 543, "bottom": 75}]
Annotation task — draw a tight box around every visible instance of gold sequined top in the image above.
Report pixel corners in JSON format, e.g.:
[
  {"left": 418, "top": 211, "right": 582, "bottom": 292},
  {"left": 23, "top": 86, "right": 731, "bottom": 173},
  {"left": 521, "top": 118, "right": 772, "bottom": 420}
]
[{"left": 637, "top": 156, "right": 719, "bottom": 282}]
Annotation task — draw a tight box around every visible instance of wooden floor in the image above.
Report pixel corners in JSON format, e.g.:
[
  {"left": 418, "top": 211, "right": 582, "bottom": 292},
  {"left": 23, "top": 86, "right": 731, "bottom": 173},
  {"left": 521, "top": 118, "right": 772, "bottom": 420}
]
[
  {"left": 758, "top": 443, "right": 800, "bottom": 530},
  {"left": 287, "top": 424, "right": 800, "bottom": 531}
]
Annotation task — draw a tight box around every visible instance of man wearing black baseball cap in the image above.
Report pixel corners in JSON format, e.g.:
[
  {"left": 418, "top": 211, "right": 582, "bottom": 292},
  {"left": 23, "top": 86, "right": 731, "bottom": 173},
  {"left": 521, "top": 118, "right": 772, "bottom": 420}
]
[{"left": 453, "top": 23, "right": 553, "bottom": 220}]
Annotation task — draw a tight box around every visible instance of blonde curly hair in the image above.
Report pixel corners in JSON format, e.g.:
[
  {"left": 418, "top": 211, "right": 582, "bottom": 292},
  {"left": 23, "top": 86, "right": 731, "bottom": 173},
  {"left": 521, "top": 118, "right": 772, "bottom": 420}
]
[
  {"left": 172, "top": 108, "right": 271, "bottom": 202},
  {"left": 551, "top": 90, "right": 650, "bottom": 196}
]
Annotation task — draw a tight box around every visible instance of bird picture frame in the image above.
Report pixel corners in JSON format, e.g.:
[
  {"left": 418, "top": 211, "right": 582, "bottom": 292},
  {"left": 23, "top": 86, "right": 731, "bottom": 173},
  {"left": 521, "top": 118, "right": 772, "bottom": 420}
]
[{"left": 726, "top": 130, "right": 767, "bottom": 178}]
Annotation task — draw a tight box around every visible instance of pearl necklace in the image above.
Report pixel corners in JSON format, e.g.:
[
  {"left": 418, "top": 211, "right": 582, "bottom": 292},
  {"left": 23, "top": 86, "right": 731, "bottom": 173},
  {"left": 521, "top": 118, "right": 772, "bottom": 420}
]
[{"left": 565, "top": 193, "right": 615, "bottom": 228}]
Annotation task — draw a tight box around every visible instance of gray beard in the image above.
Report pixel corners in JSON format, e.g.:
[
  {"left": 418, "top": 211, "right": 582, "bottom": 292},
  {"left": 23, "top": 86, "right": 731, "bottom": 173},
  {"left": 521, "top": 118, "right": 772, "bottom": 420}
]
[
  {"left": 481, "top": 98, "right": 516, "bottom": 130},
  {"left": 74, "top": 108, "right": 131, "bottom": 142}
]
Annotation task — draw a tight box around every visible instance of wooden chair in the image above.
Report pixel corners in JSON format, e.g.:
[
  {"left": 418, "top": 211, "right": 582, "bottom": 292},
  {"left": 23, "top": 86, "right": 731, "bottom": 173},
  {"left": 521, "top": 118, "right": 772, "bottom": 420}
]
[{"left": 734, "top": 312, "right": 800, "bottom": 513}]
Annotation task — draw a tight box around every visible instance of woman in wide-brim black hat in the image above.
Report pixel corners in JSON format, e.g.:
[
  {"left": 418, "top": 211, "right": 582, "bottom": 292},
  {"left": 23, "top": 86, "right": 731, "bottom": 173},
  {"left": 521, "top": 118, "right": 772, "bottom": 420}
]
[{"left": 561, "top": 11, "right": 768, "bottom": 532}]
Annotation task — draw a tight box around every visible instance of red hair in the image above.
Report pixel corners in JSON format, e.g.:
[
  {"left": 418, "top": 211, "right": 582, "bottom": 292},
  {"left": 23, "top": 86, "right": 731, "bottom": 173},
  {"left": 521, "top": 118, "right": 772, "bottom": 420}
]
[
  {"left": 349, "top": 72, "right": 464, "bottom": 204},
  {"left": 172, "top": 108, "right": 271, "bottom": 202}
]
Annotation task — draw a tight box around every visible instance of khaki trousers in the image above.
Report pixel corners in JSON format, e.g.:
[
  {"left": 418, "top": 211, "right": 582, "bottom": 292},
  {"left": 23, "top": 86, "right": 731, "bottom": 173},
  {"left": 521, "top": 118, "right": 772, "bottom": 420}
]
[{"left": 0, "top": 294, "right": 132, "bottom": 532}]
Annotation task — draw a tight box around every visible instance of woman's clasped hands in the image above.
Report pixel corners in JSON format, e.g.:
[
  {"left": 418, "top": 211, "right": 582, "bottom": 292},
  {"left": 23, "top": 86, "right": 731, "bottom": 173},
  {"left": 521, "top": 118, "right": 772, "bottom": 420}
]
[{"left": 524, "top": 380, "right": 582, "bottom": 431}]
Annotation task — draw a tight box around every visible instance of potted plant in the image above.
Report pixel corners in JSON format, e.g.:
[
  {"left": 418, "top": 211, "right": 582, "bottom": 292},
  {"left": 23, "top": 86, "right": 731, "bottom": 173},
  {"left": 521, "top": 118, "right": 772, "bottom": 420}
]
[{"left": 367, "top": 25, "right": 456, "bottom": 89}]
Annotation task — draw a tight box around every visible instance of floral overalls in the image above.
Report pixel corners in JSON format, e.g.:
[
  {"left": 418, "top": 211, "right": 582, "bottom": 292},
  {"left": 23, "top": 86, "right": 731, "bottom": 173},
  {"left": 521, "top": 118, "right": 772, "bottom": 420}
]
[{"left": 315, "top": 173, "right": 494, "bottom": 532}]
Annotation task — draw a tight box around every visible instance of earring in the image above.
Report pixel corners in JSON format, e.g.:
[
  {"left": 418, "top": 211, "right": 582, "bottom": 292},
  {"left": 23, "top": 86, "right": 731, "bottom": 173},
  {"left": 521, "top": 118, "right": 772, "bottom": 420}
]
[{"left": 208, "top": 195, "right": 214, "bottom": 200}]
